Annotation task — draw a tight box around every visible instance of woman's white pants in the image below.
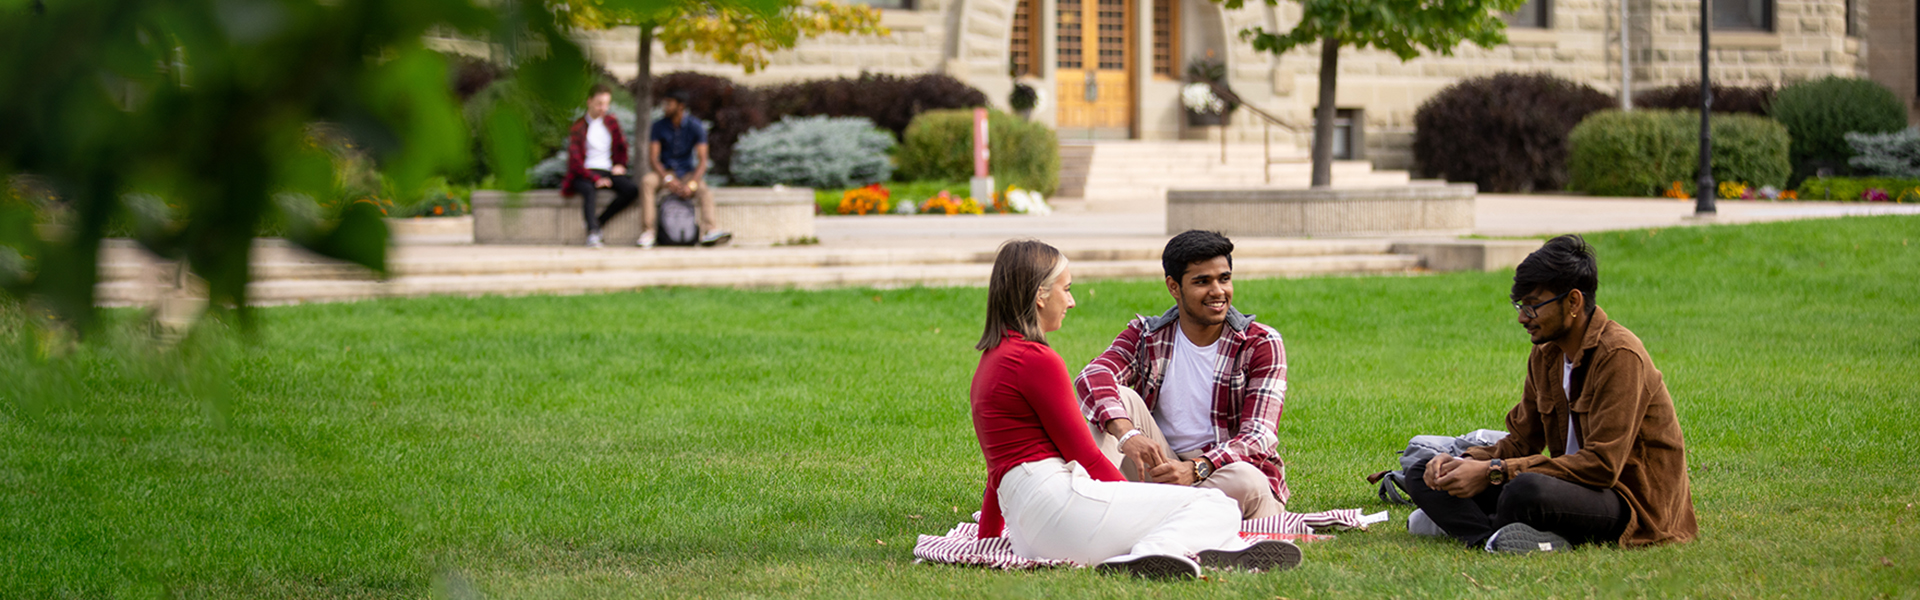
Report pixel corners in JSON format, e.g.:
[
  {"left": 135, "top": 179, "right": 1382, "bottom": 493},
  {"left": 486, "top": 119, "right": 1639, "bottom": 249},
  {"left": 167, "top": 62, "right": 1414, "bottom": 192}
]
[{"left": 998, "top": 457, "right": 1249, "bottom": 566}]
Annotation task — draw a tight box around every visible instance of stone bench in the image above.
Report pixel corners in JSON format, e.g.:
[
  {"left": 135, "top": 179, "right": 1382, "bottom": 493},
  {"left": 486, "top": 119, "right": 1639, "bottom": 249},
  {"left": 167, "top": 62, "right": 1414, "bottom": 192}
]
[
  {"left": 471, "top": 186, "right": 815, "bottom": 246},
  {"left": 1166, "top": 182, "right": 1476, "bottom": 237}
]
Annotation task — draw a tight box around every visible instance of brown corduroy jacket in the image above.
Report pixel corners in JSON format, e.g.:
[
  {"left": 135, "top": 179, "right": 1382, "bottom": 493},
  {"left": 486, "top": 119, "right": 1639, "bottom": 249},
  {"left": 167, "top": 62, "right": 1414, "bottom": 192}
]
[{"left": 1464, "top": 307, "right": 1699, "bottom": 546}]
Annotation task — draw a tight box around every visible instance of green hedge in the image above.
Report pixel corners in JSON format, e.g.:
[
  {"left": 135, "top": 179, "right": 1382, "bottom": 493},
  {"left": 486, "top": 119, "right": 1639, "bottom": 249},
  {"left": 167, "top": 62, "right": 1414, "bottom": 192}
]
[
  {"left": 1794, "top": 176, "right": 1920, "bottom": 202},
  {"left": 896, "top": 109, "right": 1060, "bottom": 196},
  {"left": 1568, "top": 110, "right": 1791, "bottom": 197},
  {"left": 1770, "top": 76, "right": 1908, "bottom": 185}
]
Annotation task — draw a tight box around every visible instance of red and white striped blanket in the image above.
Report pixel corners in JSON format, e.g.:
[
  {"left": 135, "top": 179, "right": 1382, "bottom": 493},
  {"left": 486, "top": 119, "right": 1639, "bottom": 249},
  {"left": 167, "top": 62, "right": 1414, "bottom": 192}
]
[{"left": 912, "top": 508, "right": 1374, "bottom": 569}]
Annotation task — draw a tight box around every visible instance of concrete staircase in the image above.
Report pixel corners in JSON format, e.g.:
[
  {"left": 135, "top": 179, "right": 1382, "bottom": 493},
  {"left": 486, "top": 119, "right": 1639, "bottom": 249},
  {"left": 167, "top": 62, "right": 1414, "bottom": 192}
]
[
  {"left": 1059, "top": 141, "right": 1413, "bottom": 201},
  {"left": 95, "top": 238, "right": 1423, "bottom": 306}
]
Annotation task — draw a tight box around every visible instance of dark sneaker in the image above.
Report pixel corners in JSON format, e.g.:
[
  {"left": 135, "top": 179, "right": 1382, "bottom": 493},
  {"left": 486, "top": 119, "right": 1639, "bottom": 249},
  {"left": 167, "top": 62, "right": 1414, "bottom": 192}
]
[
  {"left": 1096, "top": 554, "right": 1201, "bottom": 580},
  {"left": 1197, "top": 540, "right": 1303, "bottom": 572},
  {"left": 698, "top": 229, "right": 732, "bottom": 247},
  {"left": 1485, "top": 522, "right": 1572, "bottom": 554}
]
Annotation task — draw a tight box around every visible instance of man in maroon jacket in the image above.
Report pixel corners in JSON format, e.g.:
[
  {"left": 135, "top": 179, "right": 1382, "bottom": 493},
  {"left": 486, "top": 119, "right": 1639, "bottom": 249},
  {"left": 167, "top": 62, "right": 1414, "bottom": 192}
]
[{"left": 560, "top": 84, "right": 637, "bottom": 248}]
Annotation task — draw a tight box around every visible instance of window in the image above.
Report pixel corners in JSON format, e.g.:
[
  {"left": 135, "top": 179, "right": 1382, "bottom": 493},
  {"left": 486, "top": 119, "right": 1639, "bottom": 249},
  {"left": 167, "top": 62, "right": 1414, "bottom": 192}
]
[
  {"left": 846, "top": 0, "right": 915, "bottom": 8},
  {"left": 1711, "top": 0, "right": 1771, "bottom": 32},
  {"left": 1011, "top": 0, "right": 1041, "bottom": 77},
  {"left": 1152, "top": 0, "right": 1180, "bottom": 78},
  {"left": 1318, "top": 108, "right": 1364, "bottom": 160},
  {"left": 1504, "top": 0, "right": 1550, "bottom": 29},
  {"left": 1058, "top": 0, "right": 1083, "bottom": 69}
]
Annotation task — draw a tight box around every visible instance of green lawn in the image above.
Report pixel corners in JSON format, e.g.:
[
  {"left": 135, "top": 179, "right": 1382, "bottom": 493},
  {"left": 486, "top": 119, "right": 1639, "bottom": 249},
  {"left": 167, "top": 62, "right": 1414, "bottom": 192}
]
[{"left": 3, "top": 216, "right": 1917, "bottom": 598}]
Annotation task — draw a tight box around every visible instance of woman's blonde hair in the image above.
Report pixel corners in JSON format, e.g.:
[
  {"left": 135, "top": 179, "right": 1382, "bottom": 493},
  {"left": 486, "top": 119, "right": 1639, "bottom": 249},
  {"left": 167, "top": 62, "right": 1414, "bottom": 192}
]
[{"left": 977, "top": 239, "right": 1067, "bottom": 351}]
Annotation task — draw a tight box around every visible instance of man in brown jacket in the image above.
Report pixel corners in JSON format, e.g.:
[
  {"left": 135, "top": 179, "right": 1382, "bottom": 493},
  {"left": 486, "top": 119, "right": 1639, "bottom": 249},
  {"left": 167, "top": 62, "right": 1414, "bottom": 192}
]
[{"left": 1405, "top": 234, "right": 1698, "bottom": 553}]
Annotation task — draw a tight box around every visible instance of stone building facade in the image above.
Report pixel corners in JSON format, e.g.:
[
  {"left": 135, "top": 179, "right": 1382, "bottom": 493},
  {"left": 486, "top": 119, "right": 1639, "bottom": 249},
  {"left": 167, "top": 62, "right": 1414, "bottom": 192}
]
[{"left": 579, "top": 0, "right": 1887, "bottom": 170}]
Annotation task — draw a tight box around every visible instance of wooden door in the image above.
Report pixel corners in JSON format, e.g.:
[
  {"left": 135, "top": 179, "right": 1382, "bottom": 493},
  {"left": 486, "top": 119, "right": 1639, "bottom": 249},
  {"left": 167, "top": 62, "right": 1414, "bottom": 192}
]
[{"left": 1055, "top": 0, "right": 1133, "bottom": 139}]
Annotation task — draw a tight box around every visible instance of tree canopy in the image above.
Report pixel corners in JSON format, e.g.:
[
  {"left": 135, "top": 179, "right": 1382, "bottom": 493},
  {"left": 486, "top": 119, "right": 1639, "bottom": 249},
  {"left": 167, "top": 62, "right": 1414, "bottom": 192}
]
[
  {"left": 0, "top": 0, "right": 631, "bottom": 331},
  {"left": 554, "top": 0, "right": 885, "bottom": 74},
  {"left": 1223, "top": 0, "right": 1526, "bottom": 59}
]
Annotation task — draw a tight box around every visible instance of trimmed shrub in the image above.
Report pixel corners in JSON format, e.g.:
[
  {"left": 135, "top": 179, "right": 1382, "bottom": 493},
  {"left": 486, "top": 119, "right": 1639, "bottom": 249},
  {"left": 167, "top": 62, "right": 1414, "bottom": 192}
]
[
  {"left": 1770, "top": 76, "right": 1908, "bottom": 184},
  {"left": 447, "top": 54, "right": 505, "bottom": 102},
  {"left": 1568, "top": 110, "right": 1791, "bottom": 197},
  {"left": 897, "top": 109, "right": 1060, "bottom": 195},
  {"left": 761, "top": 73, "right": 988, "bottom": 140},
  {"left": 1413, "top": 73, "right": 1616, "bottom": 192},
  {"left": 1795, "top": 176, "right": 1920, "bottom": 201},
  {"left": 462, "top": 78, "right": 587, "bottom": 184},
  {"left": 729, "top": 116, "right": 895, "bottom": 189},
  {"left": 1846, "top": 127, "right": 1920, "bottom": 178},
  {"left": 648, "top": 71, "right": 768, "bottom": 177},
  {"left": 1633, "top": 82, "right": 1774, "bottom": 115}
]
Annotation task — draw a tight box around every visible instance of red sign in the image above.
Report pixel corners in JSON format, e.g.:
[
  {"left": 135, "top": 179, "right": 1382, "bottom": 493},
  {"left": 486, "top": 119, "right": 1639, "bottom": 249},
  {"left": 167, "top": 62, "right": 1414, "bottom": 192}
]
[{"left": 973, "top": 108, "right": 990, "bottom": 178}]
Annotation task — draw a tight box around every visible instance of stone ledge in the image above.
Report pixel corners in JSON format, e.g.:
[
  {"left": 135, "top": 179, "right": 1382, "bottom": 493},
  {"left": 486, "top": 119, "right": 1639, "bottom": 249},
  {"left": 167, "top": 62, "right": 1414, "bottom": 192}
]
[
  {"left": 1389, "top": 238, "right": 1544, "bottom": 273},
  {"left": 472, "top": 187, "right": 815, "bottom": 246},
  {"left": 1166, "top": 182, "right": 1477, "bottom": 237}
]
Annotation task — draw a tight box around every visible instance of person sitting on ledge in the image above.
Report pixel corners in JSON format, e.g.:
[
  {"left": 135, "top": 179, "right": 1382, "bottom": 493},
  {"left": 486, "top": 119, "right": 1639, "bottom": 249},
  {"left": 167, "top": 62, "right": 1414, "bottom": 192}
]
[
  {"left": 1404, "top": 234, "right": 1698, "bottom": 553},
  {"left": 561, "top": 83, "right": 638, "bottom": 249},
  {"left": 641, "top": 89, "right": 730, "bottom": 248}
]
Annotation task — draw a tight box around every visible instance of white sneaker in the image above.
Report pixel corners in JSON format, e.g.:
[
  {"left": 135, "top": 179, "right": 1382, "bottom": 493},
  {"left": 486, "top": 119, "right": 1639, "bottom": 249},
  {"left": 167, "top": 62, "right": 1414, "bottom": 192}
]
[
  {"left": 698, "top": 229, "right": 732, "bottom": 247},
  {"left": 637, "top": 230, "right": 655, "bottom": 248},
  {"left": 1407, "top": 509, "right": 1446, "bottom": 537},
  {"left": 585, "top": 232, "right": 604, "bottom": 248},
  {"left": 1096, "top": 554, "right": 1201, "bottom": 580}
]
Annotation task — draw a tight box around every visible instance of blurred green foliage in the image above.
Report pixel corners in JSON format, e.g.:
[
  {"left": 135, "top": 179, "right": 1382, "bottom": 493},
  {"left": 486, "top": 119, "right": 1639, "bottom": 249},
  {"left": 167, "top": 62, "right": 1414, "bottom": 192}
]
[{"left": 0, "top": 0, "right": 641, "bottom": 331}]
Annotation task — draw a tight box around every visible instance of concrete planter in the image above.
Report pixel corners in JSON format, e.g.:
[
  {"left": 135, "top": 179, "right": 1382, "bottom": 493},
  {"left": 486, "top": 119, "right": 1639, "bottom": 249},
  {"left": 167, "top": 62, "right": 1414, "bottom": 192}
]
[
  {"left": 471, "top": 186, "right": 815, "bottom": 246},
  {"left": 1166, "top": 182, "right": 1476, "bottom": 237}
]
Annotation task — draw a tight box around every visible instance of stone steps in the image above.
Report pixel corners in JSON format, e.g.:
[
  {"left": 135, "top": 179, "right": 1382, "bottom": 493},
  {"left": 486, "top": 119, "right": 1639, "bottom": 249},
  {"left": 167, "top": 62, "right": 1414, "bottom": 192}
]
[
  {"left": 93, "top": 238, "right": 1423, "bottom": 306},
  {"left": 1059, "top": 141, "right": 1414, "bottom": 199}
]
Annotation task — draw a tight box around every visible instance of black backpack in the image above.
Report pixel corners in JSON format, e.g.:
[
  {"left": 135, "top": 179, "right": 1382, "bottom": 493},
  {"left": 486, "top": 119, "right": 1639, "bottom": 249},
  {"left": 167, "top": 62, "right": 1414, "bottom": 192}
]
[
  {"left": 1367, "top": 429, "right": 1509, "bottom": 505},
  {"left": 656, "top": 192, "right": 700, "bottom": 246}
]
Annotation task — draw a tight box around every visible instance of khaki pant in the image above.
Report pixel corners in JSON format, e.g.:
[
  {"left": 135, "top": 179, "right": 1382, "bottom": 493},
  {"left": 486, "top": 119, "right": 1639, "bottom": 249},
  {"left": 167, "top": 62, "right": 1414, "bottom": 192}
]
[
  {"left": 640, "top": 172, "right": 718, "bottom": 234},
  {"left": 1088, "top": 387, "right": 1284, "bottom": 519}
]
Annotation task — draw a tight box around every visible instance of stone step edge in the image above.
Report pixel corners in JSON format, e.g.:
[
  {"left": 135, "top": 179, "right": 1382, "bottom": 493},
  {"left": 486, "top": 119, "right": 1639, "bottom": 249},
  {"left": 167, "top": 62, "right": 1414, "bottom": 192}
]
[
  {"left": 96, "top": 240, "right": 1403, "bottom": 282},
  {"left": 97, "top": 254, "right": 1423, "bottom": 305}
]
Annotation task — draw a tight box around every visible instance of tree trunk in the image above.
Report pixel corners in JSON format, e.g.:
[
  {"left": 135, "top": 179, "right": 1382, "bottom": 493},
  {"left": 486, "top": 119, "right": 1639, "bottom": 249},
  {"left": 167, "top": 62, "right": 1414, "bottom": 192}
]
[
  {"left": 1311, "top": 36, "right": 1339, "bottom": 189},
  {"left": 632, "top": 24, "right": 654, "bottom": 174}
]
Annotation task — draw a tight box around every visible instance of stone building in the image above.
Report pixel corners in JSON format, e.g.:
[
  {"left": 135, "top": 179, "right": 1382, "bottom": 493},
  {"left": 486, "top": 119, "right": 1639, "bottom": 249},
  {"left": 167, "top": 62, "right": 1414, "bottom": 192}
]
[{"left": 580, "top": 0, "right": 1899, "bottom": 171}]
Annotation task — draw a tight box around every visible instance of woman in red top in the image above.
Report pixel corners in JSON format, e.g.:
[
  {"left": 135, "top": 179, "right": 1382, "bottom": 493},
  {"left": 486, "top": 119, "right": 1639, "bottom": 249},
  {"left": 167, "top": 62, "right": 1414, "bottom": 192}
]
[{"left": 969, "top": 240, "right": 1301, "bottom": 579}]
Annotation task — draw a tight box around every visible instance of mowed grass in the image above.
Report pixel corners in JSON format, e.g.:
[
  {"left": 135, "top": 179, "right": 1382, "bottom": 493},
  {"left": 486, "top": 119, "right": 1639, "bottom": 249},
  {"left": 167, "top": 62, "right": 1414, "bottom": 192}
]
[{"left": 3, "top": 216, "right": 1918, "bottom": 599}]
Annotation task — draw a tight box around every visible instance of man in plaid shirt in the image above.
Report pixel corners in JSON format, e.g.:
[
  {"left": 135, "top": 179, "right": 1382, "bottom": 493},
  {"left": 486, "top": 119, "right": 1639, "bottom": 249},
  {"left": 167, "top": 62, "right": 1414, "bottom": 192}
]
[{"left": 1074, "top": 230, "right": 1288, "bottom": 518}]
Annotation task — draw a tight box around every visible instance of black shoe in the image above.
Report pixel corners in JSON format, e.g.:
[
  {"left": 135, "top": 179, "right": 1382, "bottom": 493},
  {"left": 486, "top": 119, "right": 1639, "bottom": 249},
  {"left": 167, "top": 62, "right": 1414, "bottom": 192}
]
[
  {"left": 1485, "top": 522, "right": 1572, "bottom": 554},
  {"left": 1096, "top": 554, "right": 1201, "bottom": 580},
  {"left": 1197, "top": 540, "right": 1303, "bottom": 572}
]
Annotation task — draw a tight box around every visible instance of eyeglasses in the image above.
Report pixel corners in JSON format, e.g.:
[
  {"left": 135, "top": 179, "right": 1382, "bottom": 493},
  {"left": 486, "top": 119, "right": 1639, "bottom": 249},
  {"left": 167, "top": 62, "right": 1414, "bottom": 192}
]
[{"left": 1512, "top": 290, "right": 1570, "bottom": 319}]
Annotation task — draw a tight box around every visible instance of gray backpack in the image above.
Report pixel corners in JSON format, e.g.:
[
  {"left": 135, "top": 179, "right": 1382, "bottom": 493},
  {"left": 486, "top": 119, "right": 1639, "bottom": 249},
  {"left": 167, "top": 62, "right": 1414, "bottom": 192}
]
[
  {"left": 1368, "top": 429, "right": 1508, "bottom": 505},
  {"left": 656, "top": 192, "right": 700, "bottom": 246}
]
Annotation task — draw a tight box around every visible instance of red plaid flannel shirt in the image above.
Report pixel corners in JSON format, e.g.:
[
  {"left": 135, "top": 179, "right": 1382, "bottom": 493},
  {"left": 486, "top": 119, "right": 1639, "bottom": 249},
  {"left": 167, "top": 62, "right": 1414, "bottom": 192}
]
[
  {"left": 1073, "top": 306, "right": 1290, "bottom": 503},
  {"left": 559, "top": 114, "right": 629, "bottom": 197}
]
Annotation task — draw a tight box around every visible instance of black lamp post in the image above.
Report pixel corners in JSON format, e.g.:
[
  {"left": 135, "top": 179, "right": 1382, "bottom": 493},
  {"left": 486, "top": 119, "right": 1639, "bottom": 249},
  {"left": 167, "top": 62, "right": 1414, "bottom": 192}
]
[{"left": 1695, "top": 0, "right": 1716, "bottom": 215}]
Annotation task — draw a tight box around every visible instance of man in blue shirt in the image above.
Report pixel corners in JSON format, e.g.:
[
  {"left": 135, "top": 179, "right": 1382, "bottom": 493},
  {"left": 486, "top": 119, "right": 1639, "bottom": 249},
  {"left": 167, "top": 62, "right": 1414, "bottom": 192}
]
[{"left": 640, "top": 90, "right": 730, "bottom": 247}]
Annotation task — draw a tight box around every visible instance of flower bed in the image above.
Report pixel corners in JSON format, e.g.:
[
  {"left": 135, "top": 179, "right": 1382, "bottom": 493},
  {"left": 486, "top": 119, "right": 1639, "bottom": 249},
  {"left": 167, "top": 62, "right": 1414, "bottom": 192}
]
[
  {"left": 1795, "top": 177, "right": 1920, "bottom": 203},
  {"left": 815, "top": 182, "right": 1053, "bottom": 216}
]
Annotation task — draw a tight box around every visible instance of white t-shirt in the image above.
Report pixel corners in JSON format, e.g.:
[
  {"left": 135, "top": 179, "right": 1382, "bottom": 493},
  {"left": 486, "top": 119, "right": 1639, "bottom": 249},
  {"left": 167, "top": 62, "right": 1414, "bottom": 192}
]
[
  {"left": 1156, "top": 332, "right": 1219, "bottom": 454},
  {"left": 1563, "top": 356, "right": 1580, "bottom": 456},
  {"left": 584, "top": 117, "right": 614, "bottom": 171}
]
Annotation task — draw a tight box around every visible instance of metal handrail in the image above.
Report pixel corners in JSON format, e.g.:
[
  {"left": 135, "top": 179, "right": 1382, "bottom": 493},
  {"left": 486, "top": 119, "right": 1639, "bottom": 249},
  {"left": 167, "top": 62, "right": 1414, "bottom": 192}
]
[{"left": 1208, "top": 82, "right": 1310, "bottom": 184}]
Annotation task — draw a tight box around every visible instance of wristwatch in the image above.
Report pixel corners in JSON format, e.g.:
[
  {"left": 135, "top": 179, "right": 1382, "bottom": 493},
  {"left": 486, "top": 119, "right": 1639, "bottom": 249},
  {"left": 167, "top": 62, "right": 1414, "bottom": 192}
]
[
  {"left": 1487, "top": 458, "right": 1508, "bottom": 486},
  {"left": 1192, "top": 458, "right": 1214, "bottom": 482}
]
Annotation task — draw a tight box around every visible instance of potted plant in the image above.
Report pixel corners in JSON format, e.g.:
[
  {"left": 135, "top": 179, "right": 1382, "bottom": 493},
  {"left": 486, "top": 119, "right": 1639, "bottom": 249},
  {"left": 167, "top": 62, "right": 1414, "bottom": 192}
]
[
  {"left": 1184, "top": 57, "right": 1236, "bottom": 127},
  {"left": 1010, "top": 82, "right": 1039, "bottom": 120}
]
